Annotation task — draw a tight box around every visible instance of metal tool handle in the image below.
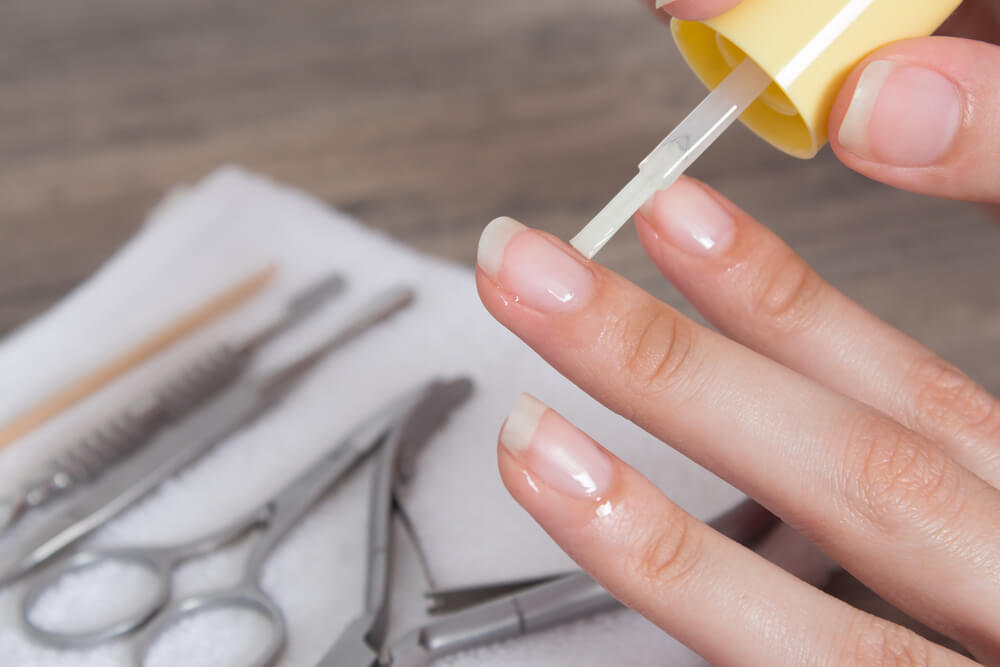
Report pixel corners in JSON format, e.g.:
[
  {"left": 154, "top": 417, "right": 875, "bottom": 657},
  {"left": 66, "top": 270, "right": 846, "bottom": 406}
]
[
  {"left": 133, "top": 584, "right": 287, "bottom": 667},
  {"left": 314, "top": 379, "right": 474, "bottom": 667},
  {"left": 386, "top": 498, "right": 778, "bottom": 667},
  {"left": 21, "top": 548, "right": 176, "bottom": 648},
  {"left": 242, "top": 441, "right": 370, "bottom": 576},
  {"left": 390, "top": 572, "right": 616, "bottom": 667},
  {"left": 14, "top": 272, "right": 347, "bottom": 519},
  {"left": 21, "top": 344, "right": 248, "bottom": 511},
  {"left": 23, "top": 412, "right": 151, "bottom": 507},
  {"left": 363, "top": 380, "right": 474, "bottom": 646},
  {"left": 261, "top": 286, "right": 414, "bottom": 398}
]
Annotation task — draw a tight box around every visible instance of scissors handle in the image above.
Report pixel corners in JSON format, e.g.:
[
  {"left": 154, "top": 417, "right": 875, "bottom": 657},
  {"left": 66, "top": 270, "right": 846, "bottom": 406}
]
[
  {"left": 21, "top": 548, "right": 175, "bottom": 648},
  {"left": 134, "top": 584, "right": 286, "bottom": 667}
]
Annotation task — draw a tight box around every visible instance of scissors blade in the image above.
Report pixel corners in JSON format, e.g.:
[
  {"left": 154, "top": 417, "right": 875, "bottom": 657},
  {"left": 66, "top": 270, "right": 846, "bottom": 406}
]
[
  {"left": 0, "top": 385, "right": 264, "bottom": 586},
  {"left": 264, "top": 377, "right": 473, "bottom": 547},
  {"left": 315, "top": 615, "right": 383, "bottom": 667}
]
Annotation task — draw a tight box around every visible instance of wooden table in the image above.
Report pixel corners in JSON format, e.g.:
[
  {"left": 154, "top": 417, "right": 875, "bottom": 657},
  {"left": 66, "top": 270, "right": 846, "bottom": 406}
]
[{"left": 1, "top": 0, "right": 992, "bottom": 655}]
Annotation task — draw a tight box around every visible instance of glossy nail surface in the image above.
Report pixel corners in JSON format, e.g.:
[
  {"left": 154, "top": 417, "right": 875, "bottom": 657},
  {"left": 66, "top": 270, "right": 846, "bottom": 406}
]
[
  {"left": 478, "top": 217, "right": 594, "bottom": 313},
  {"left": 839, "top": 61, "right": 962, "bottom": 167},
  {"left": 639, "top": 179, "right": 735, "bottom": 256},
  {"left": 500, "top": 394, "right": 614, "bottom": 499}
]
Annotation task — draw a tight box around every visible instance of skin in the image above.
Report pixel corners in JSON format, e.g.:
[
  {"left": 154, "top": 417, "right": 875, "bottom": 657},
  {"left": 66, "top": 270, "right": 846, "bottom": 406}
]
[{"left": 477, "top": 2, "right": 1000, "bottom": 665}]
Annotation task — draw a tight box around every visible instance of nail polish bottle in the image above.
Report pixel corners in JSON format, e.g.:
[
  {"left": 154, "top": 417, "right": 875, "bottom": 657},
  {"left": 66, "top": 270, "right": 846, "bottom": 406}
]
[
  {"left": 571, "top": 0, "right": 963, "bottom": 257},
  {"left": 672, "top": 0, "right": 963, "bottom": 158}
]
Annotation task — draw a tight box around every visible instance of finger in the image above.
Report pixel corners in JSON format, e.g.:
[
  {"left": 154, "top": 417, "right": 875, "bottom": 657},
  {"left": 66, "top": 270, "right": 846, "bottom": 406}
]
[
  {"left": 652, "top": 0, "right": 743, "bottom": 21},
  {"left": 830, "top": 36, "right": 1000, "bottom": 203},
  {"left": 475, "top": 217, "right": 1000, "bottom": 657},
  {"left": 497, "top": 395, "right": 974, "bottom": 667},
  {"left": 634, "top": 177, "right": 1000, "bottom": 487}
]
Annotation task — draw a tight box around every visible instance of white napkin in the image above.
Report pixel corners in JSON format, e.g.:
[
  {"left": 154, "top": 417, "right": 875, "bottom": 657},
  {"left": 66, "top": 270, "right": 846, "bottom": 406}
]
[{"left": 0, "top": 167, "right": 834, "bottom": 666}]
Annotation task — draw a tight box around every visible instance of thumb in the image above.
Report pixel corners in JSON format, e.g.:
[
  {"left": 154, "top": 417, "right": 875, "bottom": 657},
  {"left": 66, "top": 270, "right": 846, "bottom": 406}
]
[{"left": 829, "top": 36, "right": 1000, "bottom": 204}]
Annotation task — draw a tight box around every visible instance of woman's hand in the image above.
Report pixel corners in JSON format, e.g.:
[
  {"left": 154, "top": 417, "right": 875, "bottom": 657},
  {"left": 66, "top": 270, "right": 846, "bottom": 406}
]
[
  {"left": 653, "top": 0, "right": 1000, "bottom": 200},
  {"left": 475, "top": 2, "right": 1000, "bottom": 663}
]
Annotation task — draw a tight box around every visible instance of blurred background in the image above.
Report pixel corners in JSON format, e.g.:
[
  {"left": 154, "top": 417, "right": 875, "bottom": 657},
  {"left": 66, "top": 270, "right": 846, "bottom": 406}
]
[{"left": 0, "top": 0, "right": 996, "bottom": 652}]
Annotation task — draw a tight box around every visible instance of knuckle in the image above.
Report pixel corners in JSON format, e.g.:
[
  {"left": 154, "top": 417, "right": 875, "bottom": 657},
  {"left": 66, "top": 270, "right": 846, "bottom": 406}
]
[
  {"left": 839, "top": 414, "right": 965, "bottom": 533},
  {"left": 841, "top": 616, "right": 933, "bottom": 667},
  {"left": 629, "top": 506, "right": 702, "bottom": 591},
  {"left": 906, "top": 356, "right": 1000, "bottom": 444},
  {"left": 749, "top": 250, "right": 824, "bottom": 333},
  {"left": 619, "top": 303, "right": 698, "bottom": 399}
]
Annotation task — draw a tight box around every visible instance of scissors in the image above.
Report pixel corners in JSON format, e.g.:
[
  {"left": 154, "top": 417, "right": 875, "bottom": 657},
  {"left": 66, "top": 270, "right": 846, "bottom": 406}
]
[
  {"left": 21, "top": 377, "right": 473, "bottom": 666},
  {"left": 318, "top": 484, "right": 778, "bottom": 665},
  {"left": 0, "top": 285, "right": 414, "bottom": 586}
]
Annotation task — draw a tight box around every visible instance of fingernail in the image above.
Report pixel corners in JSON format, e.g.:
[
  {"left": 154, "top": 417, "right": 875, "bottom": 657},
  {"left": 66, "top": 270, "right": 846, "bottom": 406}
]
[
  {"left": 500, "top": 394, "right": 614, "bottom": 498},
  {"left": 655, "top": 0, "right": 678, "bottom": 6},
  {"left": 639, "top": 179, "right": 735, "bottom": 256},
  {"left": 477, "top": 217, "right": 594, "bottom": 313},
  {"left": 838, "top": 61, "right": 962, "bottom": 167}
]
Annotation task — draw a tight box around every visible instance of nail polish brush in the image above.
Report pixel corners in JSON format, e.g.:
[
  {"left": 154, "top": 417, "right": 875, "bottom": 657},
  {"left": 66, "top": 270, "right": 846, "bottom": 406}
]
[{"left": 571, "top": 0, "right": 963, "bottom": 259}]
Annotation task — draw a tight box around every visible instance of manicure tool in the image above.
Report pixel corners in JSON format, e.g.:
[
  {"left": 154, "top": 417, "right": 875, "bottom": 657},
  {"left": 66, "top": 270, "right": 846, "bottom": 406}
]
[
  {"left": 0, "top": 273, "right": 346, "bottom": 535},
  {"left": 0, "top": 264, "right": 277, "bottom": 449},
  {"left": 0, "top": 285, "right": 415, "bottom": 586},
  {"left": 423, "top": 574, "right": 568, "bottom": 615},
  {"left": 319, "top": 496, "right": 777, "bottom": 667},
  {"left": 20, "top": 377, "right": 472, "bottom": 667},
  {"left": 570, "top": 0, "right": 962, "bottom": 258}
]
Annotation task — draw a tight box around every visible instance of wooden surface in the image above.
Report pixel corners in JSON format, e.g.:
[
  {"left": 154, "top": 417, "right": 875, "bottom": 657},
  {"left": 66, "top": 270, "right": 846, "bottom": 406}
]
[{"left": 0, "top": 0, "right": 994, "bottom": 655}]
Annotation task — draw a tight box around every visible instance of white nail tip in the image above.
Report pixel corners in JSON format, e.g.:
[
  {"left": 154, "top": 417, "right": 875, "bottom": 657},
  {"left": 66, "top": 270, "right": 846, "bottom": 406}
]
[
  {"left": 838, "top": 60, "right": 898, "bottom": 158},
  {"left": 477, "top": 216, "right": 525, "bottom": 279},
  {"left": 654, "top": 0, "right": 678, "bottom": 7},
  {"left": 500, "top": 394, "right": 548, "bottom": 455}
]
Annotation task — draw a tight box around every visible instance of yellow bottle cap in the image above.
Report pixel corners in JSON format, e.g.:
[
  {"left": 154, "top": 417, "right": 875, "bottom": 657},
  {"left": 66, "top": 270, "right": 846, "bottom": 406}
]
[{"left": 671, "top": 0, "right": 961, "bottom": 158}]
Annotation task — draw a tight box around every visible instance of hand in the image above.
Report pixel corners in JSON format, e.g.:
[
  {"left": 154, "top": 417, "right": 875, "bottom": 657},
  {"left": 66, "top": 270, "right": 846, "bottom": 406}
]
[
  {"left": 651, "top": 0, "right": 1000, "bottom": 204},
  {"left": 476, "top": 2, "right": 1000, "bottom": 663}
]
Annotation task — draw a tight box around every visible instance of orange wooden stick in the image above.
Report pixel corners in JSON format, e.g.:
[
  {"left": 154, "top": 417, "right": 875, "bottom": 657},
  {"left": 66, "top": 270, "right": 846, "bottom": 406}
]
[{"left": 0, "top": 264, "right": 277, "bottom": 449}]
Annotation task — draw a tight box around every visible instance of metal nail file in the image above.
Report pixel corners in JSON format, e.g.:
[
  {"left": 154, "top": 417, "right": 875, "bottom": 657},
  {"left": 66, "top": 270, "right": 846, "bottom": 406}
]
[
  {"left": 0, "top": 286, "right": 414, "bottom": 586},
  {"left": 0, "top": 274, "right": 346, "bottom": 535}
]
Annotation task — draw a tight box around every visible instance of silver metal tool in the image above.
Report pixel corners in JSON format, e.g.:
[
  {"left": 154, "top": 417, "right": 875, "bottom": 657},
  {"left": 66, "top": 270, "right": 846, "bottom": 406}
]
[
  {"left": 320, "top": 497, "right": 777, "bottom": 667},
  {"left": 0, "top": 274, "right": 346, "bottom": 535},
  {"left": 20, "top": 377, "right": 472, "bottom": 667},
  {"left": 0, "top": 285, "right": 414, "bottom": 586},
  {"left": 423, "top": 574, "right": 568, "bottom": 615}
]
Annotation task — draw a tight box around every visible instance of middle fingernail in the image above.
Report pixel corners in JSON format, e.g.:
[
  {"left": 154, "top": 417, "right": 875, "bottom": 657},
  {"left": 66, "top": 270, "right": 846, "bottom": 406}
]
[
  {"left": 477, "top": 216, "right": 595, "bottom": 313},
  {"left": 639, "top": 179, "right": 736, "bottom": 256}
]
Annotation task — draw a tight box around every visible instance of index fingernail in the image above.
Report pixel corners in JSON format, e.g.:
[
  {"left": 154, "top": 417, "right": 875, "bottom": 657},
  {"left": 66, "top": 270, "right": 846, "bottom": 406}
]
[{"left": 477, "top": 217, "right": 595, "bottom": 313}]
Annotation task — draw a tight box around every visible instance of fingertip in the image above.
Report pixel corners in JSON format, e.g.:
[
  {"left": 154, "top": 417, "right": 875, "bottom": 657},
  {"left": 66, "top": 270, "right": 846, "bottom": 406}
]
[
  {"left": 494, "top": 403, "right": 619, "bottom": 541},
  {"left": 634, "top": 177, "right": 739, "bottom": 260},
  {"left": 478, "top": 216, "right": 527, "bottom": 281},
  {"left": 826, "top": 37, "right": 1000, "bottom": 201},
  {"left": 475, "top": 218, "right": 597, "bottom": 316},
  {"left": 499, "top": 398, "right": 616, "bottom": 501},
  {"left": 497, "top": 436, "right": 537, "bottom": 501},
  {"left": 658, "top": 0, "right": 744, "bottom": 21}
]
